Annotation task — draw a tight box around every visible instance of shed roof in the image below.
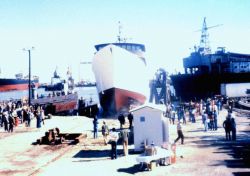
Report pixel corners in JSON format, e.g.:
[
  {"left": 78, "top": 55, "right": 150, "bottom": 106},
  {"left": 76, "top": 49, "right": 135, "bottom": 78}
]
[{"left": 129, "top": 103, "right": 166, "bottom": 113}]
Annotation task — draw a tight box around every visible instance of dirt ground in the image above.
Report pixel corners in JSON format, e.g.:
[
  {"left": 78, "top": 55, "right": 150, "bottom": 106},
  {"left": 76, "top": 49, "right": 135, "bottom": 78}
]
[{"left": 0, "top": 108, "right": 250, "bottom": 176}]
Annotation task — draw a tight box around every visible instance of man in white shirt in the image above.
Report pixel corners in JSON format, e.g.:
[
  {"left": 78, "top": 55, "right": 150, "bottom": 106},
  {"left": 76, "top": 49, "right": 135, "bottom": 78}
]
[
  {"left": 174, "top": 121, "right": 184, "bottom": 144},
  {"left": 109, "top": 128, "right": 119, "bottom": 159}
]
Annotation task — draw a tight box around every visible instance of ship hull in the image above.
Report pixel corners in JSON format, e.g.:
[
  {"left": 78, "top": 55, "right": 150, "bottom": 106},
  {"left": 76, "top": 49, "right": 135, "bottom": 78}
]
[
  {"left": 99, "top": 87, "right": 146, "bottom": 116},
  {"left": 92, "top": 44, "right": 148, "bottom": 116},
  {"left": 171, "top": 72, "right": 250, "bottom": 101},
  {"left": 0, "top": 79, "right": 39, "bottom": 92}
]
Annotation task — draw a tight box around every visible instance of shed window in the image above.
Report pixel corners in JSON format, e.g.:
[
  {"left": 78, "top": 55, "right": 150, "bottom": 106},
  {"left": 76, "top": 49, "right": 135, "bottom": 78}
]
[{"left": 140, "top": 116, "right": 145, "bottom": 122}]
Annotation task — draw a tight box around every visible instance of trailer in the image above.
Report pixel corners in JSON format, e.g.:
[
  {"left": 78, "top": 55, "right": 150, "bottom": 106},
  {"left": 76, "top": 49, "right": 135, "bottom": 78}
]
[{"left": 220, "top": 83, "right": 250, "bottom": 97}]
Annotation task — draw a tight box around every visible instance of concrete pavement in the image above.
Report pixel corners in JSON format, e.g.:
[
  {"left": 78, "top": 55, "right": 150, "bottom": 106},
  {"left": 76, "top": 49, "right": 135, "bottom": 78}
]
[{"left": 0, "top": 109, "right": 250, "bottom": 176}]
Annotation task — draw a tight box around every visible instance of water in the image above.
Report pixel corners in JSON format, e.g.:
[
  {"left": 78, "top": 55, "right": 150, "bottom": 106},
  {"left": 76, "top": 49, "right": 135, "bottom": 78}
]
[{"left": 0, "top": 86, "right": 99, "bottom": 103}]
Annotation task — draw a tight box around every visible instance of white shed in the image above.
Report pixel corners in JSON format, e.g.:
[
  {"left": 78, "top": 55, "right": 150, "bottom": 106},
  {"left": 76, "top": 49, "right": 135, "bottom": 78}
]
[{"left": 130, "top": 103, "right": 170, "bottom": 151}]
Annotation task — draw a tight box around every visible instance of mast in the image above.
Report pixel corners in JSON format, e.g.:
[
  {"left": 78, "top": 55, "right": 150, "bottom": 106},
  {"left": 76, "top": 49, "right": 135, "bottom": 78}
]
[
  {"left": 199, "top": 17, "right": 210, "bottom": 54},
  {"left": 198, "top": 17, "right": 222, "bottom": 55},
  {"left": 117, "top": 21, "right": 122, "bottom": 43},
  {"left": 117, "top": 21, "right": 130, "bottom": 43}
]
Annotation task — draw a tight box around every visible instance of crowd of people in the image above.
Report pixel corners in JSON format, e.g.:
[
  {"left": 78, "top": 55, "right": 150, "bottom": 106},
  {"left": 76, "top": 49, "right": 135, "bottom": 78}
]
[
  {"left": 2, "top": 94, "right": 239, "bottom": 161},
  {"left": 0, "top": 100, "right": 45, "bottom": 132},
  {"left": 165, "top": 96, "right": 239, "bottom": 144},
  {"left": 89, "top": 95, "right": 239, "bottom": 159}
]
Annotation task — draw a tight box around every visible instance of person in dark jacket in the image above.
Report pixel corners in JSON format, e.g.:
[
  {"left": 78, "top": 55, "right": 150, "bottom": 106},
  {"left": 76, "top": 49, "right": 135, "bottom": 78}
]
[
  {"left": 8, "top": 113, "right": 15, "bottom": 133},
  {"left": 231, "top": 118, "right": 236, "bottom": 141},
  {"left": 2, "top": 111, "right": 9, "bottom": 132},
  {"left": 127, "top": 112, "right": 133, "bottom": 129},
  {"left": 223, "top": 114, "right": 232, "bottom": 140},
  {"left": 93, "top": 116, "right": 98, "bottom": 139},
  {"left": 118, "top": 113, "right": 125, "bottom": 129}
]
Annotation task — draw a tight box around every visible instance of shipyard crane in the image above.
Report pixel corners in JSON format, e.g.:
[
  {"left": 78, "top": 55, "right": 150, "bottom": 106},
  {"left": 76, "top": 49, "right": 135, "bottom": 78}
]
[
  {"left": 195, "top": 17, "right": 223, "bottom": 55},
  {"left": 149, "top": 68, "right": 170, "bottom": 104}
]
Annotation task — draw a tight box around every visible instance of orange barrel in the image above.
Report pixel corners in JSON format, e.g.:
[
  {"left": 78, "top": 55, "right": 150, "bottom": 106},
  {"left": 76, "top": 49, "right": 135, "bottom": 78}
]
[{"left": 170, "top": 143, "right": 176, "bottom": 163}]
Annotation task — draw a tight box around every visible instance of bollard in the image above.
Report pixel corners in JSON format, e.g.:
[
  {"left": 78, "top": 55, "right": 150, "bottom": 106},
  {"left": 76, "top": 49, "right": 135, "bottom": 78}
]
[{"left": 48, "top": 114, "right": 52, "bottom": 119}]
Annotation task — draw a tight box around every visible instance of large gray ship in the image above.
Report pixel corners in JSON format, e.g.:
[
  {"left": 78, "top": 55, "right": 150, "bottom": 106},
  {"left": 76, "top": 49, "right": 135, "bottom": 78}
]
[{"left": 171, "top": 18, "right": 250, "bottom": 101}]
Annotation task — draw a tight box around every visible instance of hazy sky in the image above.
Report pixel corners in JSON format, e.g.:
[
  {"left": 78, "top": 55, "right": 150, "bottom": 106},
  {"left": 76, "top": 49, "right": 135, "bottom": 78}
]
[{"left": 0, "top": 0, "right": 250, "bottom": 83}]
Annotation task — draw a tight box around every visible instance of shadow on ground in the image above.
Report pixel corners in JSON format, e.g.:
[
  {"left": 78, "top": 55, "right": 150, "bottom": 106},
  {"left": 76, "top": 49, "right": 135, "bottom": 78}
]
[
  {"left": 117, "top": 164, "right": 142, "bottom": 174},
  {"left": 72, "top": 148, "right": 128, "bottom": 162},
  {"left": 74, "top": 149, "right": 110, "bottom": 158},
  {"left": 190, "top": 128, "right": 250, "bottom": 174},
  {"left": 232, "top": 172, "right": 250, "bottom": 176}
]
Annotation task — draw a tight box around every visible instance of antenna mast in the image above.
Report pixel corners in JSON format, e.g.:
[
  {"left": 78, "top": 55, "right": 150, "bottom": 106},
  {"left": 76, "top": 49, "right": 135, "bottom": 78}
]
[
  {"left": 117, "top": 21, "right": 122, "bottom": 43},
  {"left": 199, "top": 17, "right": 211, "bottom": 54},
  {"left": 197, "top": 17, "right": 223, "bottom": 55},
  {"left": 116, "top": 21, "right": 130, "bottom": 43}
]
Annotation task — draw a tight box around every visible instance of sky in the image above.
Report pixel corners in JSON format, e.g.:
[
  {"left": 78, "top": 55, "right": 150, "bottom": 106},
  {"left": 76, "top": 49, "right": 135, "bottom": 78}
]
[{"left": 0, "top": 0, "right": 250, "bottom": 83}]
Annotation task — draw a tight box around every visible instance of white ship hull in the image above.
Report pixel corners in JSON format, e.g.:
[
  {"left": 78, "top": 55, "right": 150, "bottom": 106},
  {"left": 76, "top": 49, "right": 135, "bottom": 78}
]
[{"left": 92, "top": 44, "right": 149, "bottom": 115}]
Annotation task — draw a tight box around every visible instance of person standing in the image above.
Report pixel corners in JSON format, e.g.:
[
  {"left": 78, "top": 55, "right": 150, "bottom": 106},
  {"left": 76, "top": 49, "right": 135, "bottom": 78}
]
[
  {"left": 8, "top": 112, "right": 15, "bottom": 133},
  {"left": 23, "top": 107, "right": 29, "bottom": 127},
  {"left": 41, "top": 106, "right": 45, "bottom": 125},
  {"left": 127, "top": 112, "right": 133, "bottom": 129},
  {"left": 2, "top": 111, "right": 9, "bottom": 132},
  {"left": 118, "top": 113, "right": 125, "bottom": 129},
  {"left": 223, "top": 113, "right": 232, "bottom": 140},
  {"left": 174, "top": 121, "right": 184, "bottom": 144},
  {"left": 171, "top": 110, "right": 176, "bottom": 124},
  {"left": 109, "top": 128, "right": 119, "bottom": 159},
  {"left": 13, "top": 111, "right": 19, "bottom": 127},
  {"left": 27, "top": 108, "right": 32, "bottom": 127},
  {"left": 191, "top": 108, "right": 196, "bottom": 123},
  {"left": 101, "top": 121, "right": 109, "bottom": 144},
  {"left": 17, "top": 108, "right": 22, "bottom": 123},
  {"left": 36, "top": 107, "right": 42, "bottom": 129},
  {"left": 181, "top": 107, "right": 186, "bottom": 124},
  {"left": 165, "top": 103, "right": 172, "bottom": 118},
  {"left": 202, "top": 110, "right": 208, "bottom": 132},
  {"left": 120, "top": 128, "right": 129, "bottom": 156},
  {"left": 231, "top": 117, "right": 236, "bottom": 141},
  {"left": 213, "top": 109, "right": 218, "bottom": 130},
  {"left": 93, "top": 116, "right": 98, "bottom": 139}
]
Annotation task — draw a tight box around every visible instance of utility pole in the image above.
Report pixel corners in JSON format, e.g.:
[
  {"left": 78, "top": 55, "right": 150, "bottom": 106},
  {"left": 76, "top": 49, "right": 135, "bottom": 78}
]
[{"left": 23, "top": 47, "right": 34, "bottom": 106}]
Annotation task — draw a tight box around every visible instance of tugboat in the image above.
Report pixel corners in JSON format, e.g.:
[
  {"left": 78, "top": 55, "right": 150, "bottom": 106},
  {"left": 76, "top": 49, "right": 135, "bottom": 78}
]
[
  {"left": 92, "top": 22, "right": 149, "bottom": 116},
  {"left": 44, "top": 67, "right": 74, "bottom": 92},
  {"left": 32, "top": 68, "right": 77, "bottom": 115},
  {"left": 170, "top": 18, "right": 250, "bottom": 101}
]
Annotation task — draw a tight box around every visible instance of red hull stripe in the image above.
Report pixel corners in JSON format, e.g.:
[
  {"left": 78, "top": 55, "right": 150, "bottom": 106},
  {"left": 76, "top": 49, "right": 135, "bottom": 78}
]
[
  {"left": 55, "top": 101, "right": 77, "bottom": 113},
  {"left": 115, "top": 88, "right": 146, "bottom": 111},
  {"left": 0, "top": 83, "right": 39, "bottom": 92}
]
